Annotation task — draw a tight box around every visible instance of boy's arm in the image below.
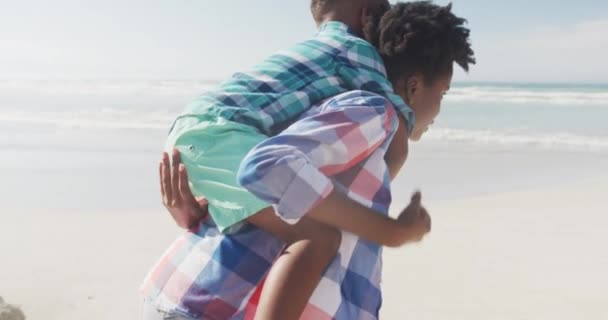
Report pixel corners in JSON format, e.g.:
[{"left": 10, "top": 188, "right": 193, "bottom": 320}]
[
  {"left": 385, "top": 115, "right": 409, "bottom": 180},
  {"left": 336, "top": 40, "right": 415, "bottom": 134},
  {"left": 238, "top": 92, "right": 427, "bottom": 247}
]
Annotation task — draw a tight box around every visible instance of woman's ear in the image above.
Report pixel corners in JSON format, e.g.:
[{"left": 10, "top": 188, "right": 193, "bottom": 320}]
[
  {"left": 396, "top": 75, "right": 419, "bottom": 106},
  {"left": 406, "top": 76, "right": 419, "bottom": 98}
]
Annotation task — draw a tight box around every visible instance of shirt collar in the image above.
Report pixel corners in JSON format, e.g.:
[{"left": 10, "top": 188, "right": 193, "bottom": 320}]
[{"left": 316, "top": 21, "right": 358, "bottom": 37}]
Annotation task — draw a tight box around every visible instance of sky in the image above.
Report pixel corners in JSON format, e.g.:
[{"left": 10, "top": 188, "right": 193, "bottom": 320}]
[{"left": 2, "top": 0, "right": 608, "bottom": 83}]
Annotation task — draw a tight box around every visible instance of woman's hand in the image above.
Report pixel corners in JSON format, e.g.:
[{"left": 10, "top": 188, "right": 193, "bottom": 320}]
[{"left": 160, "top": 149, "right": 209, "bottom": 230}]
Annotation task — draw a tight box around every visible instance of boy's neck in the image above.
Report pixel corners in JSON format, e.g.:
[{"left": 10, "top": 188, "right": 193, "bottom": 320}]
[{"left": 317, "top": 12, "right": 363, "bottom": 36}]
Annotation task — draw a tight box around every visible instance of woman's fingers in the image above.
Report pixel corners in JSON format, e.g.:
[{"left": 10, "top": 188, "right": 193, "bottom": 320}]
[
  {"left": 161, "top": 152, "right": 172, "bottom": 207},
  {"left": 170, "top": 149, "right": 181, "bottom": 206}
]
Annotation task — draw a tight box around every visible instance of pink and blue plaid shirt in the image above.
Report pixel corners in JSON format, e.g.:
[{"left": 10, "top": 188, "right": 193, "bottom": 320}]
[{"left": 141, "top": 90, "right": 402, "bottom": 319}]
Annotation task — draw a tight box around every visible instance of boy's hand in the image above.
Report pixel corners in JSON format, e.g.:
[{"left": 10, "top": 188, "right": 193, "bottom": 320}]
[
  {"left": 160, "top": 149, "right": 209, "bottom": 230},
  {"left": 396, "top": 191, "right": 432, "bottom": 243}
]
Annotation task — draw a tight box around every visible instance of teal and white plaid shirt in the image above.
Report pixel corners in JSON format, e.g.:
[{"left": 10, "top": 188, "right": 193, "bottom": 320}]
[{"left": 179, "top": 21, "right": 414, "bottom": 136}]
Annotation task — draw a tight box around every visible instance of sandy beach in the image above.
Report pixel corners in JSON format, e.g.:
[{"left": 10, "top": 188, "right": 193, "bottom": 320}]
[
  {"left": 381, "top": 177, "right": 608, "bottom": 319},
  {"left": 2, "top": 177, "right": 606, "bottom": 319}
]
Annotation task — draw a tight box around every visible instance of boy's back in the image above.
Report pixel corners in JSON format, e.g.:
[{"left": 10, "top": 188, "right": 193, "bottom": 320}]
[
  {"left": 177, "top": 21, "right": 411, "bottom": 136},
  {"left": 162, "top": 20, "right": 411, "bottom": 236}
]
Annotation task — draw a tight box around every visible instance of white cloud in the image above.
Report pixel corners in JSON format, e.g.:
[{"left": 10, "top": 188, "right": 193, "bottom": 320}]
[{"left": 459, "top": 19, "right": 608, "bottom": 83}]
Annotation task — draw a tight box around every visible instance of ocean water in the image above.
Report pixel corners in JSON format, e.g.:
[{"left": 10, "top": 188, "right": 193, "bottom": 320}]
[
  {"left": 429, "top": 82, "right": 608, "bottom": 152},
  {"left": 1, "top": 80, "right": 607, "bottom": 213}
]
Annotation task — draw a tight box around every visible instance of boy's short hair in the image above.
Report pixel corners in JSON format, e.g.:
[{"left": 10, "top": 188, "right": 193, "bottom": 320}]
[
  {"left": 310, "top": 0, "right": 335, "bottom": 22},
  {"left": 310, "top": 0, "right": 389, "bottom": 23}
]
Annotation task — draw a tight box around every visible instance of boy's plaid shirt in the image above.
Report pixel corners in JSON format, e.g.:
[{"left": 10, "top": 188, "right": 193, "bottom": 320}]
[
  {"left": 176, "top": 21, "right": 413, "bottom": 136},
  {"left": 141, "top": 91, "right": 404, "bottom": 319}
]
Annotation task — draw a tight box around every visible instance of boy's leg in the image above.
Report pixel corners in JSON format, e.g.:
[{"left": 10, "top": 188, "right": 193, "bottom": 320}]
[
  {"left": 247, "top": 208, "right": 341, "bottom": 320},
  {"left": 167, "top": 118, "right": 339, "bottom": 318}
]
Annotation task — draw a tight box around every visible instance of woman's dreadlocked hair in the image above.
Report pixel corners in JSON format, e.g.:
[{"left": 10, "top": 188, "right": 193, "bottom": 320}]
[{"left": 363, "top": 1, "right": 476, "bottom": 85}]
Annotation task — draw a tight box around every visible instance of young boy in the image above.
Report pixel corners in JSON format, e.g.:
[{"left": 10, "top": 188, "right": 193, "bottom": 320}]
[{"left": 143, "top": 1, "right": 475, "bottom": 319}]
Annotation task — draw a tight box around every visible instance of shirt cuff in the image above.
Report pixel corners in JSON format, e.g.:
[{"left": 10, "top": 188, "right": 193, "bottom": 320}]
[{"left": 273, "top": 162, "right": 334, "bottom": 224}]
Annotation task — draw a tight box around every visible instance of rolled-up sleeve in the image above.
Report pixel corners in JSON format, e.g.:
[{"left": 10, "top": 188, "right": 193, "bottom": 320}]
[{"left": 237, "top": 90, "right": 399, "bottom": 224}]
